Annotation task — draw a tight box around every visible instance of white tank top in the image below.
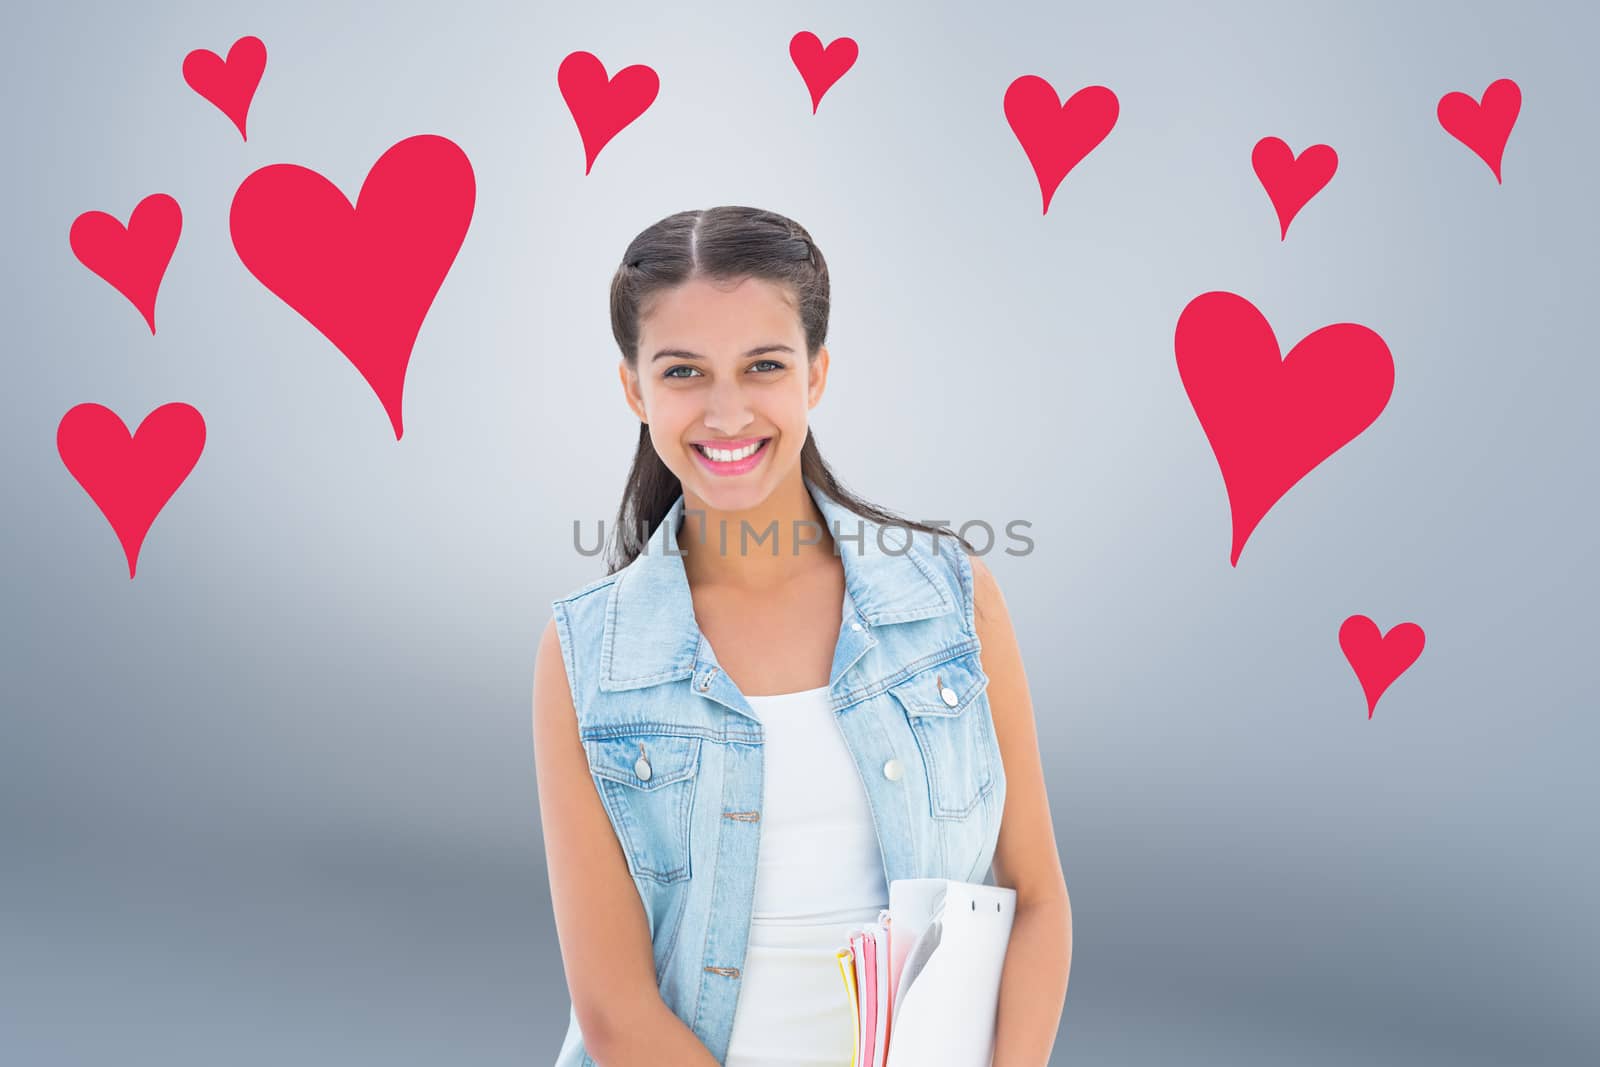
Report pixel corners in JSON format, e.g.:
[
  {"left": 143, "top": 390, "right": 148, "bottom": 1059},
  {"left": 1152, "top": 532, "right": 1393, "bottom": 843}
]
[{"left": 724, "top": 685, "right": 890, "bottom": 1067}]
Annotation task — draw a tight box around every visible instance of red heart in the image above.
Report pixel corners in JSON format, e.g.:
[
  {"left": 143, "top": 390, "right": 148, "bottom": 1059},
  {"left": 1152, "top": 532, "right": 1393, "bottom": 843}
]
[
  {"left": 790, "top": 31, "right": 858, "bottom": 114},
  {"left": 1437, "top": 77, "right": 1521, "bottom": 184},
  {"left": 1252, "top": 137, "right": 1337, "bottom": 240},
  {"left": 1175, "top": 291, "right": 1395, "bottom": 566},
  {"left": 57, "top": 403, "right": 206, "bottom": 580},
  {"left": 1003, "top": 76, "right": 1118, "bottom": 215},
  {"left": 69, "top": 193, "right": 182, "bottom": 335},
  {"left": 182, "top": 35, "right": 267, "bottom": 141},
  {"left": 1339, "top": 615, "right": 1425, "bottom": 719},
  {"left": 229, "top": 134, "right": 475, "bottom": 440},
  {"left": 557, "top": 50, "right": 660, "bottom": 175}
]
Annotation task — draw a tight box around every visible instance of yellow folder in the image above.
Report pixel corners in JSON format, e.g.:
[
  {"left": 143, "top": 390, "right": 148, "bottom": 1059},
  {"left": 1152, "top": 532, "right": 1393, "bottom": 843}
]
[{"left": 835, "top": 946, "right": 860, "bottom": 1067}]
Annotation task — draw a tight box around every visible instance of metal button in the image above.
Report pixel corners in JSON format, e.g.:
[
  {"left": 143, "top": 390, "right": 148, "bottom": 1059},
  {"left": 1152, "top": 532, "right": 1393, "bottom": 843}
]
[
  {"left": 940, "top": 685, "right": 959, "bottom": 707},
  {"left": 883, "top": 759, "right": 903, "bottom": 781},
  {"left": 635, "top": 743, "right": 652, "bottom": 780}
]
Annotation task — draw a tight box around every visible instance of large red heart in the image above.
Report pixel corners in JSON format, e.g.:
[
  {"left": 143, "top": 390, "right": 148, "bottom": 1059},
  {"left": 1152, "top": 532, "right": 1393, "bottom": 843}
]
[
  {"left": 557, "top": 51, "right": 660, "bottom": 175},
  {"left": 229, "top": 134, "right": 475, "bottom": 440},
  {"left": 1003, "top": 76, "right": 1118, "bottom": 215},
  {"left": 790, "top": 31, "right": 858, "bottom": 114},
  {"left": 57, "top": 403, "right": 206, "bottom": 579},
  {"left": 1252, "top": 137, "right": 1337, "bottom": 240},
  {"left": 1175, "top": 291, "right": 1395, "bottom": 565},
  {"left": 1437, "top": 77, "right": 1521, "bottom": 183},
  {"left": 69, "top": 193, "right": 182, "bottom": 335},
  {"left": 182, "top": 35, "right": 267, "bottom": 141},
  {"left": 1339, "top": 615, "right": 1425, "bottom": 719}
]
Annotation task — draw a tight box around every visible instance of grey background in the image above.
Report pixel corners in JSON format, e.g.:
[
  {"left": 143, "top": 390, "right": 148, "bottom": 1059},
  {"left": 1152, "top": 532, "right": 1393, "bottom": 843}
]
[{"left": 3, "top": 0, "right": 1596, "bottom": 1063}]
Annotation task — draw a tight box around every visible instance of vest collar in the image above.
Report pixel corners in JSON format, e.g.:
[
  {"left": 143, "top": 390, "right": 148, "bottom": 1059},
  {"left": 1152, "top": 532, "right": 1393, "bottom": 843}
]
[{"left": 599, "top": 476, "right": 956, "bottom": 692}]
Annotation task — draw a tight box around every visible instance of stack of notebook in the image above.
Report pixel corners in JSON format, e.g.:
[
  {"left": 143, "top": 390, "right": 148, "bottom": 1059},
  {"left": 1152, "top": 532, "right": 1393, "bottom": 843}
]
[{"left": 834, "top": 878, "right": 1017, "bottom": 1067}]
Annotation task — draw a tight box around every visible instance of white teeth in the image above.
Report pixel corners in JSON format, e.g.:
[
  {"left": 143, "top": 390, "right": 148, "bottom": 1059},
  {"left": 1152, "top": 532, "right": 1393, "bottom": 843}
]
[{"left": 698, "top": 440, "right": 764, "bottom": 463}]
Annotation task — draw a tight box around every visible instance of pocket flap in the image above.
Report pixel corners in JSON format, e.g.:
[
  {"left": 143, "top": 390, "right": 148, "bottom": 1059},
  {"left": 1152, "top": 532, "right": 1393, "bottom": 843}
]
[
  {"left": 584, "top": 733, "right": 701, "bottom": 791},
  {"left": 888, "top": 654, "right": 989, "bottom": 718}
]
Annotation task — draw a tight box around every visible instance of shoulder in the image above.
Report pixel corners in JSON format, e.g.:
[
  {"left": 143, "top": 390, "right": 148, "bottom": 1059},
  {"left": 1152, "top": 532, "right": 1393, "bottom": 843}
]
[
  {"left": 917, "top": 530, "right": 993, "bottom": 638},
  {"left": 552, "top": 570, "right": 620, "bottom": 609},
  {"left": 965, "top": 550, "right": 997, "bottom": 601},
  {"left": 546, "top": 571, "right": 622, "bottom": 698},
  {"left": 966, "top": 551, "right": 1005, "bottom": 631},
  {"left": 931, "top": 537, "right": 1004, "bottom": 637},
  {"left": 550, "top": 570, "right": 622, "bottom": 643}
]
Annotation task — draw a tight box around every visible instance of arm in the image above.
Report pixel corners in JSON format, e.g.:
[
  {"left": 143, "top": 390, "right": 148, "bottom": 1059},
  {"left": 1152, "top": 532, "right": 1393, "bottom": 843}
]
[
  {"left": 969, "top": 554, "right": 1073, "bottom": 1067},
  {"left": 586, "top": 998, "right": 724, "bottom": 1066},
  {"left": 532, "top": 617, "right": 721, "bottom": 1066}
]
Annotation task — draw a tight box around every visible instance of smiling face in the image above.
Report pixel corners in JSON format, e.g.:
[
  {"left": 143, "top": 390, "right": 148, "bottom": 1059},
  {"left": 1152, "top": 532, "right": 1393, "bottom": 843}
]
[{"left": 621, "top": 274, "right": 828, "bottom": 513}]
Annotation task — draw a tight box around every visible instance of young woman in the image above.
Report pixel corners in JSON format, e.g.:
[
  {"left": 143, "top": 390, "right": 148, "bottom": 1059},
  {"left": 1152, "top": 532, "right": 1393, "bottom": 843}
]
[{"left": 533, "top": 206, "right": 1071, "bottom": 1067}]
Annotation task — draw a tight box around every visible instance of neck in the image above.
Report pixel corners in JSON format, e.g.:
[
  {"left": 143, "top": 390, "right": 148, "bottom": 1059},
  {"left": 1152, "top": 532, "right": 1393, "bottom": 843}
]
[{"left": 678, "top": 476, "right": 837, "bottom": 593}]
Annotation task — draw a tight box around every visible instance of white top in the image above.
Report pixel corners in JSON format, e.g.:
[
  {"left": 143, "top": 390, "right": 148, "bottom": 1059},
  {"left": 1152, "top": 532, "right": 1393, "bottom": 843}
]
[{"left": 724, "top": 685, "right": 890, "bottom": 1067}]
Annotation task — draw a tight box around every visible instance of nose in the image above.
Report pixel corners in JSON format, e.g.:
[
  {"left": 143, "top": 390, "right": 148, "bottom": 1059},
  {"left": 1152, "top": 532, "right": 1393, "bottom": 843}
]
[{"left": 702, "top": 376, "right": 756, "bottom": 436}]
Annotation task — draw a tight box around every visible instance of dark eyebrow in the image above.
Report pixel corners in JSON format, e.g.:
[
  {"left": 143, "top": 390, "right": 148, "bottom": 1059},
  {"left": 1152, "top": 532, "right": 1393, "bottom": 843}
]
[{"left": 650, "top": 343, "right": 796, "bottom": 363}]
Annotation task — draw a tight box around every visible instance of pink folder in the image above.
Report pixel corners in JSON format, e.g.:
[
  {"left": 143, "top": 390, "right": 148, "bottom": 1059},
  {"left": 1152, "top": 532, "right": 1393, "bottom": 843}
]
[
  {"left": 870, "top": 924, "right": 890, "bottom": 1066},
  {"left": 851, "top": 930, "right": 869, "bottom": 1067},
  {"left": 861, "top": 930, "right": 878, "bottom": 1063}
]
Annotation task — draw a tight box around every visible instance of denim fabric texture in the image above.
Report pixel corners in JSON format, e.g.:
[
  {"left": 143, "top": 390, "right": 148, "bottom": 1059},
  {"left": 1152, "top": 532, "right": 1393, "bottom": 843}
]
[{"left": 550, "top": 477, "right": 1007, "bottom": 1065}]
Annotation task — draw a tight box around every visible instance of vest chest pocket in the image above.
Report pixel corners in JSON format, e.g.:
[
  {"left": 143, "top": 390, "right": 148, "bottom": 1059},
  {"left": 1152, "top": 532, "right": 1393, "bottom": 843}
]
[
  {"left": 583, "top": 732, "right": 700, "bottom": 885},
  {"left": 888, "top": 653, "right": 995, "bottom": 821}
]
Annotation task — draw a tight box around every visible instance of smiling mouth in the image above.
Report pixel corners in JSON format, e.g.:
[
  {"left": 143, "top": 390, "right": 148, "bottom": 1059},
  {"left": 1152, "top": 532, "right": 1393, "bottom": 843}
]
[
  {"left": 692, "top": 437, "right": 772, "bottom": 470},
  {"left": 693, "top": 437, "right": 768, "bottom": 457}
]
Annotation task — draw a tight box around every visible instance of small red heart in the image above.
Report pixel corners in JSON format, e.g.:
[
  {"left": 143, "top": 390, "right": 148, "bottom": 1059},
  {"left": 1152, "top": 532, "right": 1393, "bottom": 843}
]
[
  {"left": 69, "top": 193, "right": 182, "bottom": 335},
  {"left": 1437, "top": 77, "right": 1521, "bottom": 183},
  {"left": 57, "top": 403, "right": 206, "bottom": 580},
  {"left": 229, "top": 134, "right": 476, "bottom": 440},
  {"left": 557, "top": 50, "right": 660, "bottom": 175},
  {"left": 1252, "top": 137, "right": 1337, "bottom": 240},
  {"left": 182, "top": 35, "right": 267, "bottom": 141},
  {"left": 1175, "top": 291, "right": 1395, "bottom": 565},
  {"left": 790, "top": 31, "right": 858, "bottom": 114},
  {"left": 1339, "top": 615, "right": 1425, "bottom": 719},
  {"left": 1003, "top": 76, "right": 1118, "bottom": 215}
]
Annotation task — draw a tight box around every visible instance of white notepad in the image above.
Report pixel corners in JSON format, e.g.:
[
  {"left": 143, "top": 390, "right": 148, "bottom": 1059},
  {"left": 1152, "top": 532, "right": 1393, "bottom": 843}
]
[{"left": 835, "top": 878, "right": 1016, "bottom": 1067}]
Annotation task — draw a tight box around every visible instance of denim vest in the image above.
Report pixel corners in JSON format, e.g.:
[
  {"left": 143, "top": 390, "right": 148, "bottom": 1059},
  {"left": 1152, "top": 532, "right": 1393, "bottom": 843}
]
[{"left": 548, "top": 477, "right": 1006, "bottom": 1066}]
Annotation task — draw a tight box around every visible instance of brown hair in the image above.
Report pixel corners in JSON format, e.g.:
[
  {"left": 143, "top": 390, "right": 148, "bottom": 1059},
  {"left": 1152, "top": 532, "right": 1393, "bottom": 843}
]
[{"left": 604, "top": 205, "right": 976, "bottom": 574}]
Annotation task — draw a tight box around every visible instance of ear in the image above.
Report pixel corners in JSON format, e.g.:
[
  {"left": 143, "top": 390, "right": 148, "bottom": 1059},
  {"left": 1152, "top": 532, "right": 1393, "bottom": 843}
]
[
  {"left": 618, "top": 359, "right": 647, "bottom": 422},
  {"left": 808, "top": 346, "right": 829, "bottom": 410}
]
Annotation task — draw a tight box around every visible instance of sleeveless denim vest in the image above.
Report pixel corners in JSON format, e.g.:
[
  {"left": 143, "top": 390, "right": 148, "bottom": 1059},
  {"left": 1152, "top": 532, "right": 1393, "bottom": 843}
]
[{"left": 548, "top": 477, "right": 1006, "bottom": 1066}]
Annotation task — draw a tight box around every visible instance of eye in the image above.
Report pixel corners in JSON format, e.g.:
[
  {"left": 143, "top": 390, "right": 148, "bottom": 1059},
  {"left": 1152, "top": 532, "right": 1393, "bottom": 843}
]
[{"left": 662, "top": 360, "right": 785, "bottom": 380}]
